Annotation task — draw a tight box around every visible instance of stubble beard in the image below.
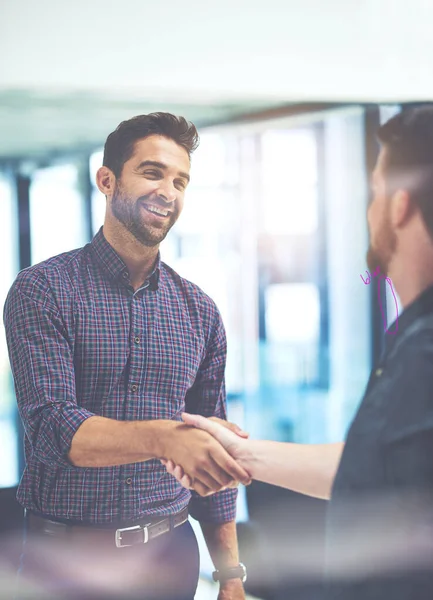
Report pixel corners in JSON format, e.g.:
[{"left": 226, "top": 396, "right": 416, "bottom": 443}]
[
  {"left": 111, "top": 186, "right": 178, "bottom": 247},
  {"left": 366, "top": 209, "right": 396, "bottom": 278}
]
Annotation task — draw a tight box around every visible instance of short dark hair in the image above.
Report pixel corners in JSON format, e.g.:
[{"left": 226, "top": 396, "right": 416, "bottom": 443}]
[
  {"left": 103, "top": 112, "right": 200, "bottom": 178},
  {"left": 377, "top": 105, "right": 433, "bottom": 238}
]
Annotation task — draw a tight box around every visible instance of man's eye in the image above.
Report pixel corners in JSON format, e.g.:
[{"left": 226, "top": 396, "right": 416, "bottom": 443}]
[
  {"left": 144, "top": 171, "right": 160, "bottom": 178},
  {"left": 175, "top": 180, "right": 187, "bottom": 191}
]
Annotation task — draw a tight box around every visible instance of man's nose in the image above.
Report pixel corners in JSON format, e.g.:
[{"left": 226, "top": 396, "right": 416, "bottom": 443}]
[{"left": 155, "top": 184, "right": 176, "bottom": 204}]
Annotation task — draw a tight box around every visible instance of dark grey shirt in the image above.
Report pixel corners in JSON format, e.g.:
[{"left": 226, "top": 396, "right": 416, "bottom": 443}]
[{"left": 326, "top": 285, "right": 433, "bottom": 600}]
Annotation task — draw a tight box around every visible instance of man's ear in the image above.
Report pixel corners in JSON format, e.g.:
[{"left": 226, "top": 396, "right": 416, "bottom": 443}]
[
  {"left": 391, "top": 189, "right": 412, "bottom": 227},
  {"left": 96, "top": 166, "right": 116, "bottom": 196}
]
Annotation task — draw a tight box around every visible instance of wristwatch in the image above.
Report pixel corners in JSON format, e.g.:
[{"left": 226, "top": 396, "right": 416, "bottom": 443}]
[{"left": 212, "top": 562, "right": 247, "bottom": 584}]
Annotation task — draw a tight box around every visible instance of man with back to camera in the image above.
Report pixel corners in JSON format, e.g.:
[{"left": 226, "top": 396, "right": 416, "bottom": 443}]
[
  {"left": 3, "top": 113, "right": 251, "bottom": 600},
  {"left": 164, "top": 105, "right": 433, "bottom": 599}
]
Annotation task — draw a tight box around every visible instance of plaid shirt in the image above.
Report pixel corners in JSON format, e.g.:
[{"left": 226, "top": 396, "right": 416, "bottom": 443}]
[{"left": 3, "top": 228, "right": 237, "bottom": 525}]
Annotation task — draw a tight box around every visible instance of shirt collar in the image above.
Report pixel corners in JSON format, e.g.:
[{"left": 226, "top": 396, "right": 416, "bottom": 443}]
[
  {"left": 384, "top": 282, "right": 433, "bottom": 355},
  {"left": 90, "top": 227, "right": 160, "bottom": 291}
]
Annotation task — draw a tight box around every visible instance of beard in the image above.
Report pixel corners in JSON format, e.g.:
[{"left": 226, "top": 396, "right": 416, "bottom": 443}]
[
  {"left": 366, "top": 209, "right": 396, "bottom": 277},
  {"left": 111, "top": 185, "right": 178, "bottom": 247}
]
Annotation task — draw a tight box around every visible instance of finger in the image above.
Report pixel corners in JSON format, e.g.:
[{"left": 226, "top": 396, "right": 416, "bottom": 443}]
[
  {"left": 211, "top": 448, "right": 252, "bottom": 486},
  {"left": 167, "top": 465, "right": 189, "bottom": 487},
  {"left": 173, "top": 465, "right": 185, "bottom": 479},
  {"left": 235, "top": 428, "right": 249, "bottom": 439},
  {"left": 181, "top": 475, "right": 193, "bottom": 488},
  {"left": 160, "top": 459, "right": 167, "bottom": 465},
  {"left": 229, "top": 423, "right": 249, "bottom": 438},
  {"left": 186, "top": 474, "right": 217, "bottom": 497},
  {"left": 198, "top": 456, "right": 239, "bottom": 489},
  {"left": 194, "top": 464, "right": 234, "bottom": 492},
  {"left": 164, "top": 460, "right": 176, "bottom": 475},
  {"left": 167, "top": 458, "right": 226, "bottom": 493},
  {"left": 167, "top": 457, "right": 233, "bottom": 491},
  {"left": 181, "top": 413, "right": 206, "bottom": 427},
  {"left": 209, "top": 416, "right": 249, "bottom": 438},
  {"left": 190, "top": 480, "right": 216, "bottom": 497},
  {"left": 182, "top": 413, "right": 237, "bottom": 447},
  {"left": 226, "top": 480, "right": 240, "bottom": 489}
]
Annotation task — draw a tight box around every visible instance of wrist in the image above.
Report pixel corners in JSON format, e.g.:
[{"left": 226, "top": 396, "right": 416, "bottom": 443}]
[
  {"left": 237, "top": 439, "right": 256, "bottom": 478},
  {"left": 148, "top": 420, "right": 178, "bottom": 459},
  {"left": 212, "top": 562, "right": 247, "bottom": 585},
  {"left": 219, "top": 577, "right": 244, "bottom": 587}
]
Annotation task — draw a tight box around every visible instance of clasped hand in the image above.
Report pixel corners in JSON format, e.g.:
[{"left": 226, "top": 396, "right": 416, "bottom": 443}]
[{"left": 161, "top": 415, "right": 250, "bottom": 496}]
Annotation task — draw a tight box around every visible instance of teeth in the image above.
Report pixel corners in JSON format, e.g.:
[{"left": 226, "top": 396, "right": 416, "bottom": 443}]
[{"left": 146, "top": 205, "right": 168, "bottom": 216}]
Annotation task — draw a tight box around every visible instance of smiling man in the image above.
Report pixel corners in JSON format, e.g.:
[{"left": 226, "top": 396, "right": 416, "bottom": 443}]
[{"left": 4, "top": 113, "right": 250, "bottom": 600}]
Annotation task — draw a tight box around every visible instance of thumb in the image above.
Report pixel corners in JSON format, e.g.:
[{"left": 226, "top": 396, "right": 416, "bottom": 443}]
[
  {"left": 208, "top": 416, "right": 249, "bottom": 438},
  {"left": 181, "top": 413, "right": 237, "bottom": 448}
]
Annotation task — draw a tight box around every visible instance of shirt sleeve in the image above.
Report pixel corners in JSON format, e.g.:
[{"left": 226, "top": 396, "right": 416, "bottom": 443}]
[
  {"left": 185, "top": 305, "right": 238, "bottom": 524},
  {"left": 3, "top": 270, "right": 94, "bottom": 470}
]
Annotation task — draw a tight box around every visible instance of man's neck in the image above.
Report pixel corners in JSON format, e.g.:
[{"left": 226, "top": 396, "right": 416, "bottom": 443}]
[{"left": 103, "top": 223, "right": 159, "bottom": 290}]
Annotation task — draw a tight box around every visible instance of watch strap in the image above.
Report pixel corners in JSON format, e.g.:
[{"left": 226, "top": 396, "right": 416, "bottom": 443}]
[{"left": 212, "top": 562, "right": 247, "bottom": 583}]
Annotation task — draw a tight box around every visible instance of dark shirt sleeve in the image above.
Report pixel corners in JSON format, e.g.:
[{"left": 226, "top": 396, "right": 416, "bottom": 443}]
[
  {"left": 383, "top": 339, "right": 433, "bottom": 493},
  {"left": 3, "top": 270, "right": 94, "bottom": 470},
  {"left": 185, "top": 306, "right": 238, "bottom": 524}
]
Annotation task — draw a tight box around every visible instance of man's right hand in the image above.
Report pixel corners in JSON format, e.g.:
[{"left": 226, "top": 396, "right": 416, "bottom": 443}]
[{"left": 159, "top": 421, "right": 251, "bottom": 496}]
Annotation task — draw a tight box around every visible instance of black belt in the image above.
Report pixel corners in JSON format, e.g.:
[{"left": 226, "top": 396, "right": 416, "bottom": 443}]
[{"left": 27, "top": 507, "right": 189, "bottom": 548}]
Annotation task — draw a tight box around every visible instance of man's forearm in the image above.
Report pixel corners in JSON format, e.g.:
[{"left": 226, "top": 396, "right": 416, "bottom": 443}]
[
  {"left": 239, "top": 440, "right": 344, "bottom": 500},
  {"left": 200, "top": 520, "right": 244, "bottom": 597},
  {"left": 201, "top": 520, "right": 240, "bottom": 569},
  {"left": 68, "top": 416, "right": 174, "bottom": 467}
]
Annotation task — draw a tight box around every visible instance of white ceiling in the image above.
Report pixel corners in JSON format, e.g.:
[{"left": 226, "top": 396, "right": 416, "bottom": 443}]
[{"left": 1, "top": 0, "right": 433, "bottom": 159}]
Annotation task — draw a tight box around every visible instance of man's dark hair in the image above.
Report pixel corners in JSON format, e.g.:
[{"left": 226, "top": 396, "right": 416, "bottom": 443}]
[
  {"left": 377, "top": 105, "right": 433, "bottom": 238},
  {"left": 103, "top": 112, "right": 200, "bottom": 178}
]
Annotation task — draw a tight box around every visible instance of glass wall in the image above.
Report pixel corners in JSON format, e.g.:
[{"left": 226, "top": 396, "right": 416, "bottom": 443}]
[
  {"left": 30, "top": 164, "right": 88, "bottom": 264},
  {"left": 90, "top": 150, "right": 105, "bottom": 235},
  {"left": 0, "top": 162, "right": 91, "bottom": 490},
  {"left": 0, "top": 172, "right": 19, "bottom": 487}
]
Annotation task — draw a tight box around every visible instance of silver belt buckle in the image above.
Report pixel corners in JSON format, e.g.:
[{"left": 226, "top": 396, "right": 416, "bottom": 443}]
[{"left": 115, "top": 523, "right": 150, "bottom": 548}]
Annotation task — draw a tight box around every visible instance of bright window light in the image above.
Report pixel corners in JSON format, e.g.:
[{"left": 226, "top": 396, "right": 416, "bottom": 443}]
[
  {"left": 265, "top": 282, "right": 320, "bottom": 343},
  {"left": 261, "top": 129, "right": 318, "bottom": 235}
]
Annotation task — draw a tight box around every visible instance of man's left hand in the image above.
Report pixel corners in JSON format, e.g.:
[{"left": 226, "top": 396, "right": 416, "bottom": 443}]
[{"left": 218, "top": 579, "right": 245, "bottom": 600}]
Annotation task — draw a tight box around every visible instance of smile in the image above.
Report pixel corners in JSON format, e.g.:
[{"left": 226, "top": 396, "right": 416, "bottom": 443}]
[{"left": 142, "top": 204, "right": 170, "bottom": 218}]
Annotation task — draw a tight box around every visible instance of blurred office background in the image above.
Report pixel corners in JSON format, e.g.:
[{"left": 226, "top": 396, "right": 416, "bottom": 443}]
[{"left": 0, "top": 0, "right": 426, "bottom": 597}]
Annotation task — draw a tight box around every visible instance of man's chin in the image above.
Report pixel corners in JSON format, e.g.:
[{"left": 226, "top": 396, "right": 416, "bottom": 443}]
[
  {"left": 366, "top": 246, "right": 387, "bottom": 277},
  {"left": 131, "top": 226, "right": 171, "bottom": 248}
]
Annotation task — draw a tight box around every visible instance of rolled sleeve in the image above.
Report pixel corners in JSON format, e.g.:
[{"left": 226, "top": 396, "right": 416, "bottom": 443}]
[
  {"left": 3, "top": 272, "right": 94, "bottom": 470},
  {"left": 189, "top": 487, "right": 238, "bottom": 523}
]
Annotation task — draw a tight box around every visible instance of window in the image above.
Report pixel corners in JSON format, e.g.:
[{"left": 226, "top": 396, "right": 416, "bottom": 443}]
[
  {"left": 261, "top": 129, "right": 318, "bottom": 235},
  {"left": 90, "top": 150, "right": 105, "bottom": 235},
  {"left": 30, "top": 164, "right": 88, "bottom": 264},
  {"left": 0, "top": 172, "right": 19, "bottom": 487}
]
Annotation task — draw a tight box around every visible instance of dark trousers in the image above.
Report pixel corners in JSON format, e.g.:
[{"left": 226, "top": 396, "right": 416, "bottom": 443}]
[{"left": 16, "top": 517, "right": 200, "bottom": 600}]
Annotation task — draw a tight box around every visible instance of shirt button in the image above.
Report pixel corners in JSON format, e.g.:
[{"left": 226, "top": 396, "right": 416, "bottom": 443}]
[
  {"left": 125, "top": 478, "right": 133, "bottom": 485},
  {"left": 134, "top": 336, "right": 140, "bottom": 344},
  {"left": 131, "top": 384, "right": 138, "bottom": 392},
  {"left": 122, "top": 272, "right": 128, "bottom": 279},
  {"left": 375, "top": 368, "right": 383, "bottom": 377}
]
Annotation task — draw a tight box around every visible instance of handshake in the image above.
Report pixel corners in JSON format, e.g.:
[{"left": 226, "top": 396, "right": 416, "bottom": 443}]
[{"left": 160, "top": 413, "right": 252, "bottom": 497}]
